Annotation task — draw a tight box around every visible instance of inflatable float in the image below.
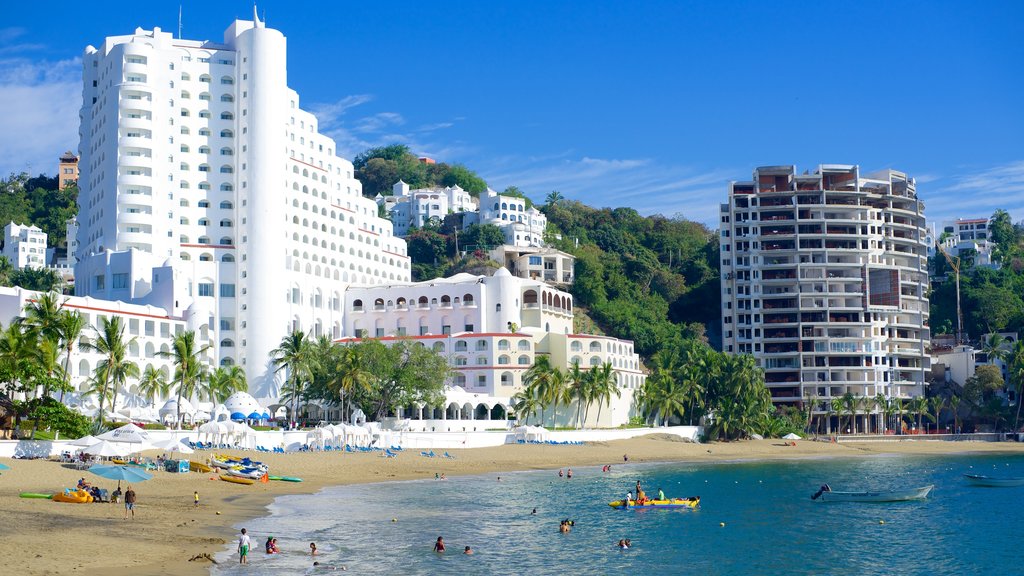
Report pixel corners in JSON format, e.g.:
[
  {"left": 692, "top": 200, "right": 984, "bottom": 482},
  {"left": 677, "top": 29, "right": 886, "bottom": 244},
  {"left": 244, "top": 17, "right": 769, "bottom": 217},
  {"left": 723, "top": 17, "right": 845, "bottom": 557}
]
[
  {"left": 268, "top": 475, "right": 303, "bottom": 482},
  {"left": 19, "top": 492, "right": 54, "bottom": 499},
  {"left": 608, "top": 497, "right": 700, "bottom": 510},
  {"left": 53, "top": 489, "right": 94, "bottom": 503}
]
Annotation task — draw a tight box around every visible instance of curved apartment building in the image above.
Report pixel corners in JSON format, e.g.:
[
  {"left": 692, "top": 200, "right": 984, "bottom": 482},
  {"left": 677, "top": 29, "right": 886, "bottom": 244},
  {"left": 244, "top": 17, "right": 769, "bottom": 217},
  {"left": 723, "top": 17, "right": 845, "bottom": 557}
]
[{"left": 719, "top": 165, "right": 930, "bottom": 430}]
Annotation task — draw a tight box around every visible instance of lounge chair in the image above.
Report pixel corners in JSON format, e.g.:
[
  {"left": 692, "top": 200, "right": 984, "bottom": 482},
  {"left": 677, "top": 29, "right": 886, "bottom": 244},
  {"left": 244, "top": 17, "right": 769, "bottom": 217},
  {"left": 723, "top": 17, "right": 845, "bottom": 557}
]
[{"left": 443, "top": 452, "right": 455, "bottom": 459}]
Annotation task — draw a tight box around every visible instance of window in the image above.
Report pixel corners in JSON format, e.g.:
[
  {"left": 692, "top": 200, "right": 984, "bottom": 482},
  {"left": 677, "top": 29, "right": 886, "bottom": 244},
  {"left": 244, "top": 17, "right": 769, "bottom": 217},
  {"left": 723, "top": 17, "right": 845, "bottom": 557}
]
[
  {"left": 220, "top": 339, "right": 234, "bottom": 348},
  {"left": 198, "top": 283, "right": 214, "bottom": 297},
  {"left": 477, "top": 375, "right": 487, "bottom": 387},
  {"left": 112, "top": 273, "right": 128, "bottom": 289},
  {"left": 220, "top": 94, "right": 234, "bottom": 102},
  {"left": 220, "top": 284, "right": 236, "bottom": 297},
  {"left": 94, "top": 275, "right": 105, "bottom": 290},
  {"left": 529, "top": 256, "right": 542, "bottom": 265},
  {"left": 220, "top": 112, "right": 234, "bottom": 120},
  {"left": 464, "top": 324, "right": 474, "bottom": 332},
  {"left": 220, "top": 201, "right": 233, "bottom": 209}
]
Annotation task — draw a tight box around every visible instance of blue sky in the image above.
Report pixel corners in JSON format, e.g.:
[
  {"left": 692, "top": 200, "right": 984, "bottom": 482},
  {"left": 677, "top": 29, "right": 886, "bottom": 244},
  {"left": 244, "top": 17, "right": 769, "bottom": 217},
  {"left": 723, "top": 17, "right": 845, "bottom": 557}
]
[{"left": 1, "top": 0, "right": 1021, "bottom": 226}]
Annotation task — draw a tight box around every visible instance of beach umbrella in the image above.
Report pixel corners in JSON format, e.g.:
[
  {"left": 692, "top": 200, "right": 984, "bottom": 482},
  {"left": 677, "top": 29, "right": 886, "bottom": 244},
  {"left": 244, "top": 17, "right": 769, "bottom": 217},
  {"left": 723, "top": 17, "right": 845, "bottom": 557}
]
[
  {"left": 261, "top": 411, "right": 271, "bottom": 420},
  {"left": 67, "top": 435, "right": 101, "bottom": 448},
  {"left": 247, "top": 411, "right": 262, "bottom": 420},
  {"left": 88, "top": 464, "right": 153, "bottom": 483},
  {"left": 783, "top": 433, "right": 802, "bottom": 440},
  {"left": 97, "top": 423, "right": 151, "bottom": 444},
  {"left": 82, "top": 440, "right": 132, "bottom": 458},
  {"left": 150, "top": 437, "right": 195, "bottom": 455},
  {"left": 230, "top": 412, "right": 246, "bottom": 421}
]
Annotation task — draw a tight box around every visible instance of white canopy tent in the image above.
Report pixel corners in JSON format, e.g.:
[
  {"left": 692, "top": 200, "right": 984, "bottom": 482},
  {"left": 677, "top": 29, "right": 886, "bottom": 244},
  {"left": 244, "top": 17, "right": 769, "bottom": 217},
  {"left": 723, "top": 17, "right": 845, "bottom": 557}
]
[
  {"left": 514, "top": 425, "right": 549, "bottom": 442},
  {"left": 159, "top": 398, "right": 197, "bottom": 424},
  {"left": 66, "top": 435, "right": 101, "bottom": 448}
]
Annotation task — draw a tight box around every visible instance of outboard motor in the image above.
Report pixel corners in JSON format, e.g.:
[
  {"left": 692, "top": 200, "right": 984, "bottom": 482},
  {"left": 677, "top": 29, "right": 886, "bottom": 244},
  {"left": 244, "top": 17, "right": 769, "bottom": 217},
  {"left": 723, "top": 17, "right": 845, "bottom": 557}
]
[{"left": 811, "top": 484, "right": 831, "bottom": 500}]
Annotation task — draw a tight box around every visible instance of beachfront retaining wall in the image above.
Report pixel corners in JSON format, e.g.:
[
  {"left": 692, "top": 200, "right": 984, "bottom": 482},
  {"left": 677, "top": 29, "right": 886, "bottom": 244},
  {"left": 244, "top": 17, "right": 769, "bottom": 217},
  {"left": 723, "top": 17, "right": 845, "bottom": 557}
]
[{"left": 0, "top": 426, "right": 702, "bottom": 457}]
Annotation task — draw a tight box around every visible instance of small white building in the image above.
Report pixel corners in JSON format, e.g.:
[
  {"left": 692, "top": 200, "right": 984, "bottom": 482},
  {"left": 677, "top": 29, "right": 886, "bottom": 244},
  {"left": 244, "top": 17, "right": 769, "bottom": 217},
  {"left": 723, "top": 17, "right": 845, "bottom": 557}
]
[
  {"left": 476, "top": 188, "right": 547, "bottom": 247},
  {"left": 379, "top": 181, "right": 477, "bottom": 236},
  {"left": 3, "top": 222, "right": 48, "bottom": 269},
  {"left": 490, "top": 245, "right": 575, "bottom": 285},
  {"left": 938, "top": 217, "right": 997, "bottom": 268}
]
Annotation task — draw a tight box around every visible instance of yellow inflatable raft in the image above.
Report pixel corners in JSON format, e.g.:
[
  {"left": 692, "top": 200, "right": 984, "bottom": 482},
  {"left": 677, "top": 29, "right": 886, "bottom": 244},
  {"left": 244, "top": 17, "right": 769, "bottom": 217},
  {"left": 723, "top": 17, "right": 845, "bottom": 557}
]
[{"left": 53, "top": 489, "right": 94, "bottom": 503}]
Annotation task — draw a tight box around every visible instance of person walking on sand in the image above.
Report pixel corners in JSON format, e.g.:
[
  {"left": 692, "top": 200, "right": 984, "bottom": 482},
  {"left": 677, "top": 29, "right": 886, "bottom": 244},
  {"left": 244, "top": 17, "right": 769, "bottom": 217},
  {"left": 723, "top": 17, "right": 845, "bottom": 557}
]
[
  {"left": 238, "top": 528, "right": 251, "bottom": 564},
  {"left": 124, "top": 485, "right": 136, "bottom": 519},
  {"left": 194, "top": 491, "right": 200, "bottom": 508}
]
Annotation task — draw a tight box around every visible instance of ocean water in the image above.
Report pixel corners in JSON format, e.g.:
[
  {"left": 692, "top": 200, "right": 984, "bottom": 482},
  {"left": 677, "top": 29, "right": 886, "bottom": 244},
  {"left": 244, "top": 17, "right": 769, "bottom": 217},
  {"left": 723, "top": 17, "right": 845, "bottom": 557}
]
[{"left": 210, "top": 453, "right": 1024, "bottom": 575}]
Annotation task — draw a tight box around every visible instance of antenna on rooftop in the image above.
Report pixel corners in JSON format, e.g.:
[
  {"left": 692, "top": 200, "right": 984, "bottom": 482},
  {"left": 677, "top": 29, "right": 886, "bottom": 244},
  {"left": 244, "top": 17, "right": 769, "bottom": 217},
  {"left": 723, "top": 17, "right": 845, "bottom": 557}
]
[{"left": 178, "top": 4, "right": 182, "bottom": 39}]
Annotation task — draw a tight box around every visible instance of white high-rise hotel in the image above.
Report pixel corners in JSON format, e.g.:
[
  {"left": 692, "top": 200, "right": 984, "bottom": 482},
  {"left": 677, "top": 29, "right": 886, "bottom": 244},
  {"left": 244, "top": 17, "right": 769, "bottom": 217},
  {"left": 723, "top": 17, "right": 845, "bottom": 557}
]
[
  {"left": 75, "top": 15, "right": 410, "bottom": 397},
  {"left": 719, "top": 165, "right": 930, "bottom": 428}
]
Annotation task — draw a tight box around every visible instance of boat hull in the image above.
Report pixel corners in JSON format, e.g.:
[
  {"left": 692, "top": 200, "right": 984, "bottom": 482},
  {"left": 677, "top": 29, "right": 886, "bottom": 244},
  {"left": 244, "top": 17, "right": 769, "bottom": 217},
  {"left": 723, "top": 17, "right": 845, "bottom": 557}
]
[
  {"left": 608, "top": 498, "right": 700, "bottom": 509},
  {"left": 964, "top": 474, "right": 1024, "bottom": 487},
  {"left": 190, "top": 461, "right": 213, "bottom": 473},
  {"left": 219, "top": 474, "right": 255, "bottom": 485},
  {"left": 817, "top": 485, "right": 933, "bottom": 502}
]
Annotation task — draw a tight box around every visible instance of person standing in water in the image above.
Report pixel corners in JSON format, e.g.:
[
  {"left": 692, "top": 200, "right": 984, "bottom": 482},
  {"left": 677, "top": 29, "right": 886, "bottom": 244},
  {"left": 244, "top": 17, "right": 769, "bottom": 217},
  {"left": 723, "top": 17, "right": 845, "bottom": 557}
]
[
  {"left": 567, "top": 468, "right": 573, "bottom": 479},
  {"left": 238, "top": 528, "right": 251, "bottom": 564},
  {"left": 433, "top": 536, "right": 446, "bottom": 552}
]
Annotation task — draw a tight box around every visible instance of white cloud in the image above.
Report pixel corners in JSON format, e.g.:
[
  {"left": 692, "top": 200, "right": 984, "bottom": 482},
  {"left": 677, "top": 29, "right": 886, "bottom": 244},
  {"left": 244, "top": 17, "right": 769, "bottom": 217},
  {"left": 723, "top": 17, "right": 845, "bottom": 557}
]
[
  {"left": 0, "top": 57, "right": 81, "bottom": 177},
  {"left": 919, "top": 160, "right": 1024, "bottom": 224},
  {"left": 481, "top": 154, "right": 735, "bottom": 225},
  {"left": 310, "top": 95, "right": 471, "bottom": 162}
]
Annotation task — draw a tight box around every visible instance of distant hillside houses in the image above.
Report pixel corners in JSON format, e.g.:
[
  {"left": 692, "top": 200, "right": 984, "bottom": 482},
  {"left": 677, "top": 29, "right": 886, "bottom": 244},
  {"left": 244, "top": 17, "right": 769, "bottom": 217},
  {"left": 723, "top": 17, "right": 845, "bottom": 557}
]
[{"left": 378, "top": 181, "right": 548, "bottom": 248}]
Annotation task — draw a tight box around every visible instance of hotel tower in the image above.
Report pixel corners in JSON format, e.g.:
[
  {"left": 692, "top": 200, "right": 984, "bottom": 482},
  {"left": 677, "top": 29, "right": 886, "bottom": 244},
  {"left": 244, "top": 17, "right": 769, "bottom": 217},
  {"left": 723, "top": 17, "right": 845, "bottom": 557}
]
[
  {"left": 74, "top": 14, "right": 410, "bottom": 398},
  {"left": 719, "top": 165, "right": 930, "bottom": 432}
]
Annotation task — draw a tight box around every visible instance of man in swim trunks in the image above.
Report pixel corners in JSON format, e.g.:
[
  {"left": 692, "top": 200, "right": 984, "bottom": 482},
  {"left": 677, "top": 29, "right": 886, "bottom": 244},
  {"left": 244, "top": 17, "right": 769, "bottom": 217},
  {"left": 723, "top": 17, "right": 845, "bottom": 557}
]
[
  {"left": 124, "top": 485, "right": 136, "bottom": 519},
  {"left": 238, "top": 528, "right": 251, "bottom": 564}
]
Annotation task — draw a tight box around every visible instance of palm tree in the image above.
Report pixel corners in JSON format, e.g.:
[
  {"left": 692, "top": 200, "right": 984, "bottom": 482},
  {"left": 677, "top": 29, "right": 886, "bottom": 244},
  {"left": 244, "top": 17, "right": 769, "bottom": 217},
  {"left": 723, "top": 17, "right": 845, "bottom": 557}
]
[
  {"left": 328, "top": 345, "right": 374, "bottom": 423},
  {"left": 949, "top": 394, "right": 962, "bottom": 434},
  {"left": 104, "top": 346, "right": 140, "bottom": 421},
  {"left": 910, "top": 396, "right": 928, "bottom": 433},
  {"left": 1007, "top": 340, "right": 1024, "bottom": 432},
  {"left": 647, "top": 377, "right": 687, "bottom": 427},
  {"left": 54, "top": 309, "right": 86, "bottom": 402},
  {"left": 803, "top": 389, "right": 819, "bottom": 436},
  {"left": 22, "top": 291, "right": 64, "bottom": 341},
  {"left": 835, "top": 392, "right": 856, "bottom": 434},
  {"left": 873, "top": 393, "right": 889, "bottom": 434},
  {"left": 524, "top": 356, "right": 560, "bottom": 427},
  {"left": 589, "top": 362, "right": 619, "bottom": 427},
  {"left": 158, "top": 331, "right": 210, "bottom": 428},
  {"left": 511, "top": 386, "right": 540, "bottom": 425},
  {"left": 928, "top": 396, "right": 946, "bottom": 434},
  {"left": 205, "top": 365, "right": 248, "bottom": 404},
  {"left": 136, "top": 366, "right": 169, "bottom": 408},
  {"left": 82, "top": 316, "right": 136, "bottom": 424},
  {"left": 981, "top": 332, "right": 1008, "bottom": 366},
  {"left": 566, "top": 361, "right": 589, "bottom": 429},
  {"left": 271, "top": 330, "right": 315, "bottom": 428}
]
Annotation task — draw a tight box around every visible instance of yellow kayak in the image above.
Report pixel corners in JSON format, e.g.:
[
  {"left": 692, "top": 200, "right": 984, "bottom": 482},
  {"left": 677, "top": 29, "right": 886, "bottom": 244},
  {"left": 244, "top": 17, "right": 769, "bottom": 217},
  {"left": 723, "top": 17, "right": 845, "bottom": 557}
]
[
  {"left": 219, "top": 474, "right": 255, "bottom": 485},
  {"left": 608, "top": 497, "right": 700, "bottom": 509},
  {"left": 190, "top": 461, "right": 213, "bottom": 473}
]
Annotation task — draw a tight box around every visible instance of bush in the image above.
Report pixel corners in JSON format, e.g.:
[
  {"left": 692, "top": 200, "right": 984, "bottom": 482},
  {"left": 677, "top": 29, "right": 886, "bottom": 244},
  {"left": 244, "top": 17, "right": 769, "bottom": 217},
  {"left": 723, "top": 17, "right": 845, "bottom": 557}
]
[{"left": 31, "top": 399, "right": 92, "bottom": 439}]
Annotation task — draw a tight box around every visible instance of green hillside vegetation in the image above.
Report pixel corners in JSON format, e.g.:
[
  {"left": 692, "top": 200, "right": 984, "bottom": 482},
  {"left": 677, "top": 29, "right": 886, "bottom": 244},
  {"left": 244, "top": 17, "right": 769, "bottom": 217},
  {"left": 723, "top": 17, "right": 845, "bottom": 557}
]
[
  {"left": 930, "top": 210, "right": 1024, "bottom": 340},
  {"left": 0, "top": 173, "right": 78, "bottom": 249},
  {"left": 354, "top": 144, "right": 488, "bottom": 197}
]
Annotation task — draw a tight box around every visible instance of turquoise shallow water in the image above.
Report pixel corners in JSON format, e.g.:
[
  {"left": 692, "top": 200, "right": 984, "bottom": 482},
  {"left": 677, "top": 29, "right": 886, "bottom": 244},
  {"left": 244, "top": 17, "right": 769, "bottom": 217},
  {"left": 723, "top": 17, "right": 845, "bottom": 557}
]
[{"left": 211, "top": 453, "right": 1024, "bottom": 575}]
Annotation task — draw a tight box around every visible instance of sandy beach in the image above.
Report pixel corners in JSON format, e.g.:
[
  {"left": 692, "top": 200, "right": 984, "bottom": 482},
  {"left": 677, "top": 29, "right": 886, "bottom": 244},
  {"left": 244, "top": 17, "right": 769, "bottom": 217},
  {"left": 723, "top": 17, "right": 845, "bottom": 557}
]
[{"left": 4, "top": 435, "right": 1024, "bottom": 575}]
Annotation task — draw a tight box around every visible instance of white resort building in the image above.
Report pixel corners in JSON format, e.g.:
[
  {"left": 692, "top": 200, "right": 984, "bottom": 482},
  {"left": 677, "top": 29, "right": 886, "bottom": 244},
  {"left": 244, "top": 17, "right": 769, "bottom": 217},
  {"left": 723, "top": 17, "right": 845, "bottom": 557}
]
[
  {"left": 339, "top": 269, "right": 643, "bottom": 429},
  {"left": 719, "top": 165, "right": 931, "bottom": 431},
  {"left": 73, "top": 14, "right": 409, "bottom": 398}
]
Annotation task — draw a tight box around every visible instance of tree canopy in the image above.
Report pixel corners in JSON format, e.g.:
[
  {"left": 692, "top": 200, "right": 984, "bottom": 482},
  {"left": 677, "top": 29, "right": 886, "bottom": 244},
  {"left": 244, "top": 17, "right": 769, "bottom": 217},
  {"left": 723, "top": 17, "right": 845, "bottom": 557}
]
[{"left": 354, "top": 144, "right": 488, "bottom": 196}]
